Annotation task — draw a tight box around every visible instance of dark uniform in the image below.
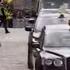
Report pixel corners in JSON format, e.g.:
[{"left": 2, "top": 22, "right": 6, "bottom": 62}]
[{"left": 6, "top": 9, "right": 13, "bottom": 28}]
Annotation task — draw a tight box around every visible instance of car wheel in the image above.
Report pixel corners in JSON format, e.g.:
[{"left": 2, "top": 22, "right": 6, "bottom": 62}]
[
  {"left": 25, "top": 27, "right": 31, "bottom": 31},
  {"left": 25, "top": 27, "right": 29, "bottom": 31}
]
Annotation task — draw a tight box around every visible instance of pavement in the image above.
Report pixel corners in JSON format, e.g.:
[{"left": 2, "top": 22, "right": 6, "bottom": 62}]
[{"left": 0, "top": 28, "right": 29, "bottom": 70}]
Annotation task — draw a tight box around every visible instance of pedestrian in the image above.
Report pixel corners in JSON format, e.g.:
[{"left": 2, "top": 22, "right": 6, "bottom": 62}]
[
  {"left": 1, "top": 5, "right": 10, "bottom": 33},
  {"left": 6, "top": 8, "right": 13, "bottom": 28}
]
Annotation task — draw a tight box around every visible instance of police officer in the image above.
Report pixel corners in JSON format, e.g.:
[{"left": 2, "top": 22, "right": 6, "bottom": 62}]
[
  {"left": 6, "top": 8, "right": 13, "bottom": 28},
  {"left": 1, "top": 4, "right": 10, "bottom": 33}
]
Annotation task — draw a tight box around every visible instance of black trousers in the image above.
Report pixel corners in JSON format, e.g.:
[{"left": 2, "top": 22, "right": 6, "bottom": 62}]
[
  {"left": 8, "top": 19, "right": 13, "bottom": 28},
  {"left": 3, "top": 20, "right": 9, "bottom": 33}
]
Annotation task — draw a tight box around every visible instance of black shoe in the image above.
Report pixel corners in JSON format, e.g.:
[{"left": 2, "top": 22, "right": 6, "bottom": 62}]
[
  {"left": 28, "top": 64, "right": 33, "bottom": 69},
  {"left": 0, "top": 43, "right": 1, "bottom": 47},
  {"left": 5, "top": 31, "right": 10, "bottom": 34}
]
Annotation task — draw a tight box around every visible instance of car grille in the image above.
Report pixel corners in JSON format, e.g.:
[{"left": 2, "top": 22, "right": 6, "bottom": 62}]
[
  {"left": 45, "top": 65, "right": 65, "bottom": 70},
  {"left": 44, "top": 57, "right": 70, "bottom": 70}
]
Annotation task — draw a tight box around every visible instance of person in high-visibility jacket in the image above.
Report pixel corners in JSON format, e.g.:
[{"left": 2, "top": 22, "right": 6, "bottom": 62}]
[
  {"left": 5, "top": 9, "right": 13, "bottom": 28},
  {"left": 1, "top": 6, "right": 10, "bottom": 33}
]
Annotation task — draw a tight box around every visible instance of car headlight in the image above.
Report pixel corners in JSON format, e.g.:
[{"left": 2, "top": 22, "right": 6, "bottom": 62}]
[
  {"left": 54, "top": 59, "right": 63, "bottom": 67},
  {"left": 45, "top": 59, "right": 52, "bottom": 66},
  {"left": 33, "top": 32, "right": 41, "bottom": 38},
  {"left": 32, "top": 38, "right": 39, "bottom": 43}
]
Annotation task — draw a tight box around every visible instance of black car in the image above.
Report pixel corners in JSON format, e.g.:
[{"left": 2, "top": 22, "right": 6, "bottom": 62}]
[
  {"left": 27, "top": 0, "right": 70, "bottom": 69},
  {"left": 24, "top": 17, "right": 36, "bottom": 31},
  {"left": 27, "top": 11, "right": 70, "bottom": 70},
  {"left": 32, "top": 24, "right": 70, "bottom": 70},
  {"left": 24, "top": 10, "right": 37, "bottom": 31}
]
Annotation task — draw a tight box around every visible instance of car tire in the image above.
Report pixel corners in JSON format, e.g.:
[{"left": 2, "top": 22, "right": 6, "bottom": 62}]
[
  {"left": 25, "top": 27, "right": 31, "bottom": 31},
  {"left": 25, "top": 27, "right": 29, "bottom": 31}
]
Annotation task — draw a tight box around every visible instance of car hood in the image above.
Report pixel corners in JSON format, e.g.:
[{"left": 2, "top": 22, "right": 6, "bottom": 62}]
[{"left": 40, "top": 47, "right": 70, "bottom": 59}]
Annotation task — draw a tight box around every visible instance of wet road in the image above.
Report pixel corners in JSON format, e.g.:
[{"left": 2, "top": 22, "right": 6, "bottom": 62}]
[{"left": 0, "top": 28, "right": 29, "bottom": 70}]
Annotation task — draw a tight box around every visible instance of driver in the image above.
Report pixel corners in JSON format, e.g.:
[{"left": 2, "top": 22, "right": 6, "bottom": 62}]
[{"left": 59, "top": 14, "right": 65, "bottom": 18}]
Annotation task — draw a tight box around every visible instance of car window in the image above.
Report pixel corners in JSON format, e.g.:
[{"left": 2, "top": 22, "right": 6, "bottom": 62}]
[
  {"left": 44, "top": 30, "right": 70, "bottom": 47},
  {"left": 35, "top": 15, "right": 69, "bottom": 31}
]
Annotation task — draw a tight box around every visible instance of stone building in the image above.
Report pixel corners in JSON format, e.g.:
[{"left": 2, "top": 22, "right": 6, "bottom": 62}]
[
  {"left": 0, "top": 0, "right": 38, "bottom": 11},
  {"left": 13, "top": 0, "right": 39, "bottom": 11},
  {"left": 13, "top": 0, "right": 32, "bottom": 10}
]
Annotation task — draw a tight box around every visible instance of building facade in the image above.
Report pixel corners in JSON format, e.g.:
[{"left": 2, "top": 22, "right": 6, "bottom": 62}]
[{"left": 13, "top": 0, "right": 32, "bottom": 10}]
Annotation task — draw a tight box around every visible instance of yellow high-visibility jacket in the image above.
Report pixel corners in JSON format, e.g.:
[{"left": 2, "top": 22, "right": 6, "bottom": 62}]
[
  {"left": 4, "top": 0, "right": 13, "bottom": 4},
  {"left": 0, "top": 7, "right": 13, "bottom": 20},
  {"left": 4, "top": 8, "right": 13, "bottom": 20}
]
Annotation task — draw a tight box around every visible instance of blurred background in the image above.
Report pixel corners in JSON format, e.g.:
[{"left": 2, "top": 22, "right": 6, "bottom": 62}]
[{"left": 0, "top": 0, "right": 39, "bottom": 28}]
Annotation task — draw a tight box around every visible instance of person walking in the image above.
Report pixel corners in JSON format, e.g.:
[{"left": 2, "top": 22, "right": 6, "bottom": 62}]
[
  {"left": 1, "top": 5, "right": 10, "bottom": 33},
  {"left": 6, "top": 8, "right": 13, "bottom": 28}
]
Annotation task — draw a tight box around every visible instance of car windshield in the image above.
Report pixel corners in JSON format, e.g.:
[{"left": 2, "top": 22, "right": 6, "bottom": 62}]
[
  {"left": 35, "top": 15, "right": 69, "bottom": 31},
  {"left": 42, "top": 0, "right": 70, "bottom": 9},
  {"left": 44, "top": 29, "right": 70, "bottom": 47},
  {"left": 40, "top": 9, "right": 59, "bottom": 14}
]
